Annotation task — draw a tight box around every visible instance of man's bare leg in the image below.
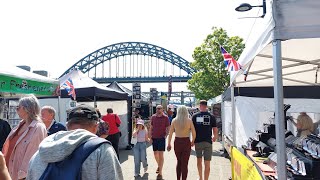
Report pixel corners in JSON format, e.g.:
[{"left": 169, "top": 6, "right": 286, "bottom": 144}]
[
  {"left": 204, "top": 160, "right": 211, "bottom": 180},
  {"left": 197, "top": 158, "right": 203, "bottom": 180},
  {"left": 154, "top": 151, "right": 160, "bottom": 166},
  {"left": 158, "top": 151, "right": 164, "bottom": 175}
]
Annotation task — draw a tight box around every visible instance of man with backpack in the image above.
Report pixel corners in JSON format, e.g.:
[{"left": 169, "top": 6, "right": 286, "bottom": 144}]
[{"left": 27, "top": 104, "right": 123, "bottom": 180}]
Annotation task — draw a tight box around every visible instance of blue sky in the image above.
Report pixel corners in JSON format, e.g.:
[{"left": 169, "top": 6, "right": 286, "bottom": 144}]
[{"left": 0, "top": 0, "right": 260, "bottom": 92}]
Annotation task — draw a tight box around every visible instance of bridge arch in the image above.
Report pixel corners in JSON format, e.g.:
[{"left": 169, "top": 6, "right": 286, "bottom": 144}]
[{"left": 60, "top": 42, "right": 196, "bottom": 80}]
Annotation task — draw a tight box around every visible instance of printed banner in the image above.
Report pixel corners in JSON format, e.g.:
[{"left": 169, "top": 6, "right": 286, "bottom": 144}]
[
  {"left": 0, "top": 74, "right": 59, "bottom": 96},
  {"left": 231, "top": 146, "right": 262, "bottom": 180}
]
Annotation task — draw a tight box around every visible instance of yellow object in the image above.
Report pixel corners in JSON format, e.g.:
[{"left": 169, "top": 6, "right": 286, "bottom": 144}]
[{"left": 231, "top": 147, "right": 262, "bottom": 180}]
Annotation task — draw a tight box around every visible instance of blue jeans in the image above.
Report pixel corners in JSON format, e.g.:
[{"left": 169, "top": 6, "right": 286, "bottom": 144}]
[{"left": 133, "top": 142, "right": 148, "bottom": 175}]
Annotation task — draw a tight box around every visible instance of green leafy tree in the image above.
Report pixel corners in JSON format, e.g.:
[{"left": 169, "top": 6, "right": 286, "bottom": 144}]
[{"left": 188, "top": 27, "right": 245, "bottom": 100}]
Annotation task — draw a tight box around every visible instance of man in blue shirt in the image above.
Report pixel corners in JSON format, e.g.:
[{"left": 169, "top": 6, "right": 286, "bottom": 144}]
[{"left": 41, "top": 106, "right": 66, "bottom": 136}]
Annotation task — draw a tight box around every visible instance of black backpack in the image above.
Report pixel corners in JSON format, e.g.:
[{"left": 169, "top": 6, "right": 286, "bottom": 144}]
[{"left": 39, "top": 137, "right": 111, "bottom": 180}]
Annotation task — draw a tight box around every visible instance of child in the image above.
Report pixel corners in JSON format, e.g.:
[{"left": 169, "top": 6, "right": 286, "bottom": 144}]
[{"left": 132, "top": 119, "right": 149, "bottom": 177}]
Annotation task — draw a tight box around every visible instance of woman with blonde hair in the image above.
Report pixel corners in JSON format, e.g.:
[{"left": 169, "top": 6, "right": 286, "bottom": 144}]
[
  {"left": 2, "top": 94, "right": 47, "bottom": 180},
  {"left": 167, "top": 105, "right": 196, "bottom": 180},
  {"left": 290, "top": 112, "right": 314, "bottom": 137}
]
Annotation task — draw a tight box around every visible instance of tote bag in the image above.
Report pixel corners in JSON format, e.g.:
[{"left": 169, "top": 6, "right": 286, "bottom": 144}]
[{"left": 131, "top": 136, "right": 137, "bottom": 145}]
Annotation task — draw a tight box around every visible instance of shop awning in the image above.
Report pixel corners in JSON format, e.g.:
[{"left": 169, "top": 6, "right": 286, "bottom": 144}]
[{"left": 0, "top": 65, "right": 59, "bottom": 96}]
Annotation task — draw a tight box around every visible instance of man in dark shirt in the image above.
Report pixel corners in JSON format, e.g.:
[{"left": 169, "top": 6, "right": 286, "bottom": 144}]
[
  {"left": 41, "top": 106, "right": 66, "bottom": 136},
  {"left": 0, "top": 119, "right": 11, "bottom": 151},
  {"left": 192, "top": 100, "right": 218, "bottom": 180}
]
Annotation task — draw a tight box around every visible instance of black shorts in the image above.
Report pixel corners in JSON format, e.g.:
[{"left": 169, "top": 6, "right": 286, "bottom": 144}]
[{"left": 152, "top": 138, "right": 166, "bottom": 151}]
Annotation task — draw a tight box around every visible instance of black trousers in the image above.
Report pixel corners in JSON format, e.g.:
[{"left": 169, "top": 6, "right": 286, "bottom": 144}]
[{"left": 106, "top": 132, "right": 121, "bottom": 159}]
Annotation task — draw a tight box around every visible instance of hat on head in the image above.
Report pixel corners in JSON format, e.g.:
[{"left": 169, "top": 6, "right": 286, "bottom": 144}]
[
  {"left": 67, "top": 104, "right": 99, "bottom": 122},
  {"left": 136, "top": 119, "right": 145, "bottom": 126}
]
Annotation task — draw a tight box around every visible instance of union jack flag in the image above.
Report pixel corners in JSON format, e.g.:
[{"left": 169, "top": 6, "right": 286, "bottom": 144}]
[
  {"left": 220, "top": 46, "right": 241, "bottom": 71},
  {"left": 62, "top": 78, "right": 76, "bottom": 100}
]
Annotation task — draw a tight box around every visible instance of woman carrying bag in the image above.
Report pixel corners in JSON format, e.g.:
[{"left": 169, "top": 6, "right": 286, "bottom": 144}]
[
  {"left": 102, "top": 108, "right": 121, "bottom": 159},
  {"left": 132, "top": 119, "right": 149, "bottom": 177}
]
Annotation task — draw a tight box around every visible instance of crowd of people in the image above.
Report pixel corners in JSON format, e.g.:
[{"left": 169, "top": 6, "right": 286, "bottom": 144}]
[
  {"left": 0, "top": 94, "right": 219, "bottom": 180},
  {"left": 133, "top": 100, "right": 218, "bottom": 180},
  {"left": 0, "top": 94, "right": 123, "bottom": 180}
]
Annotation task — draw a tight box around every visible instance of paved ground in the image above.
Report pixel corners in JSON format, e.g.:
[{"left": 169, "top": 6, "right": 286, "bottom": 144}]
[{"left": 119, "top": 141, "right": 231, "bottom": 180}]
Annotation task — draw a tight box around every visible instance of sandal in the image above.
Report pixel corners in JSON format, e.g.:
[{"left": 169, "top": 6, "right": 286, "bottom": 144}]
[{"left": 156, "top": 174, "right": 163, "bottom": 180}]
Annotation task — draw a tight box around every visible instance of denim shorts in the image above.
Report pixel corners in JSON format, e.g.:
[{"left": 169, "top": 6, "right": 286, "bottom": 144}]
[{"left": 152, "top": 138, "right": 166, "bottom": 151}]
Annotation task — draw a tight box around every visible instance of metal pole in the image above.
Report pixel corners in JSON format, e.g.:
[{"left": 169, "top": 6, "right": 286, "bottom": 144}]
[
  {"left": 272, "top": 40, "right": 287, "bottom": 179},
  {"left": 231, "top": 83, "right": 236, "bottom": 146},
  {"left": 221, "top": 101, "right": 225, "bottom": 148},
  {"left": 57, "top": 96, "right": 62, "bottom": 122},
  {"left": 181, "top": 91, "right": 185, "bottom": 105},
  {"left": 94, "top": 96, "right": 97, "bottom": 108}
]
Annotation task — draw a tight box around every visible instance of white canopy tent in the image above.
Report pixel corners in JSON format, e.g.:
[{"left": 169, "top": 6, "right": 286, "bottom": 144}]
[
  {"left": 230, "top": 0, "right": 320, "bottom": 178},
  {"left": 0, "top": 64, "right": 59, "bottom": 96},
  {"left": 0, "top": 65, "right": 58, "bottom": 84},
  {"left": 231, "top": 1, "right": 320, "bottom": 86}
]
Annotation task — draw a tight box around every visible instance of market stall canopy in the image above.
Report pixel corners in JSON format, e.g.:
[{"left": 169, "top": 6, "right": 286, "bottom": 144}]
[
  {"left": 231, "top": 0, "right": 320, "bottom": 87},
  {"left": 107, "top": 81, "right": 149, "bottom": 101},
  {"left": 107, "top": 81, "right": 132, "bottom": 95},
  {"left": 59, "top": 70, "right": 128, "bottom": 101},
  {"left": 0, "top": 65, "right": 59, "bottom": 96}
]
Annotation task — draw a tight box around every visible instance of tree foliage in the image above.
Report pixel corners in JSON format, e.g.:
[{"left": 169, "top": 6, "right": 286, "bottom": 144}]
[{"left": 187, "top": 27, "right": 245, "bottom": 100}]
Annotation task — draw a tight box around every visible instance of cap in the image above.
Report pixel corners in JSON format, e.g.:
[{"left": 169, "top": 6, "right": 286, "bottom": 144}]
[
  {"left": 136, "top": 119, "right": 145, "bottom": 126},
  {"left": 67, "top": 104, "right": 99, "bottom": 122}
]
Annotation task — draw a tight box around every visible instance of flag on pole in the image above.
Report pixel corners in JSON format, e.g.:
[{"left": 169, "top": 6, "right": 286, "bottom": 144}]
[
  {"left": 220, "top": 46, "right": 241, "bottom": 72},
  {"left": 62, "top": 78, "right": 76, "bottom": 100}
]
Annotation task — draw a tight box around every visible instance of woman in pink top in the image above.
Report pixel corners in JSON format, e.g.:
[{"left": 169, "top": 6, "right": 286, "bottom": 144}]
[{"left": 2, "top": 94, "right": 47, "bottom": 180}]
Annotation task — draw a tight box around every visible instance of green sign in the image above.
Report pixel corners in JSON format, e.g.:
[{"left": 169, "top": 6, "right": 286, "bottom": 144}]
[{"left": 0, "top": 74, "right": 59, "bottom": 96}]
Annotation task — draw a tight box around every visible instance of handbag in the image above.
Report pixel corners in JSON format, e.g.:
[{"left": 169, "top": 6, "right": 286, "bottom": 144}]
[{"left": 131, "top": 136, "right": 137, "bottom": 145}]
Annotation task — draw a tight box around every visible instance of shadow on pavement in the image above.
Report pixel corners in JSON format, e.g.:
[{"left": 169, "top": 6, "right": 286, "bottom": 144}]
[
  {"left": 119, "top": 148, "right": 133, "bottom": 164},
  {"left": 134, "top": 173, "right": 150, "bottom": 180},
  {"left": 119, "top": 143, "right": 152, "bottom": 164},
  {"left": 190, "top": 148, "right": 225, "bottom": 157}
]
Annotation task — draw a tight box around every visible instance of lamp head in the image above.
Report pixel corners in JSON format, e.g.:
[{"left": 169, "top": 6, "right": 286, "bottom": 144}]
[{"left": 235, "top": 3, "right": 253, "bottom": 12}]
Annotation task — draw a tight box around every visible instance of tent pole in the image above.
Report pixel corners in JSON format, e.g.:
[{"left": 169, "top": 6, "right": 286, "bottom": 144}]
[
  {"left": 272, "top": 40, "right": 287, "bottom": 179},
  {"left": 57, "top": 96, "right": 62, "bottom": 122},
  {"left": 94, "top": 96, "right": 97, "bottom": 108},
  {"left": 231, "top": 82, "right": 236, "bottom": 146}
]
